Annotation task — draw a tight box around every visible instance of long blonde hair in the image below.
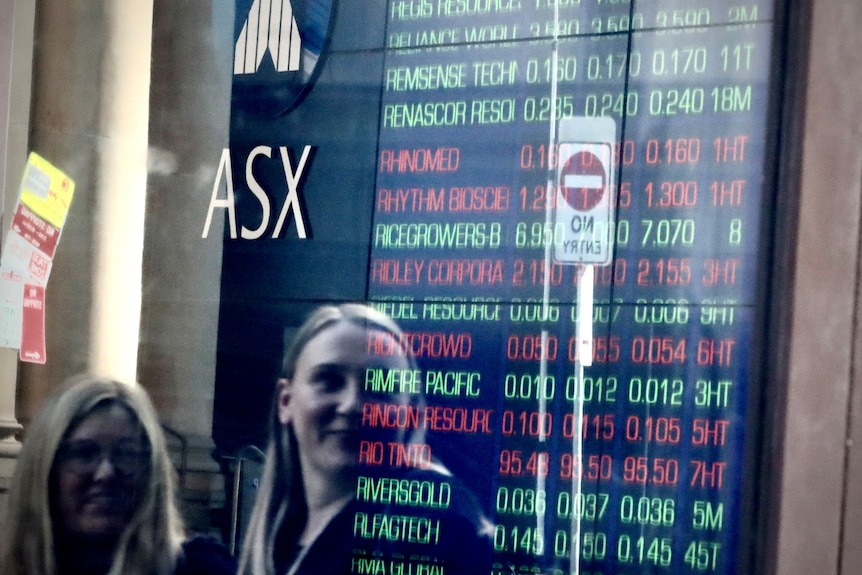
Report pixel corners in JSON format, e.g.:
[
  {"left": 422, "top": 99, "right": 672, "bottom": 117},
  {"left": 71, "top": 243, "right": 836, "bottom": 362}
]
[
  {"left": 0, "top": 374, "right": 186, "bottom": 575},
  {"left": 237, "top": 303, "right": 422, "bottom": 575}
]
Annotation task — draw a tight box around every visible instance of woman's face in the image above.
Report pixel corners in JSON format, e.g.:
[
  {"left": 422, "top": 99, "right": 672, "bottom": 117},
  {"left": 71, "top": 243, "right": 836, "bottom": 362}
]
[
  {"left": 51, "top": 402, "right": 149, "bottom": 542},
  {"left": 277, "top": 321, "right": 410, "bottom": 486}
]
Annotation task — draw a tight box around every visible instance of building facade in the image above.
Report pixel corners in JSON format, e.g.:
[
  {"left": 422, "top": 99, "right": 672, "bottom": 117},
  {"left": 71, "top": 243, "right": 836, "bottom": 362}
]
[{"left": 1, "top": 1, "right": 861, "bottom": 573}]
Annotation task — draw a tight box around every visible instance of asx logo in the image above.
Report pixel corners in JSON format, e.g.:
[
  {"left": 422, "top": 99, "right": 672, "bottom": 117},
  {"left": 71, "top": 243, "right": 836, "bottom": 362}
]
[
  {"left": 234, "top": 0, "right": 301, "bottom": 74},
  {"left": 232, "top": 0, "right": 337, "bottom": 117}
]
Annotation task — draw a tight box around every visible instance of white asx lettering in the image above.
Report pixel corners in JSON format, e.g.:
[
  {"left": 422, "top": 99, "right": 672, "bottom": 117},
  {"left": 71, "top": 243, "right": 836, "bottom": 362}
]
[{"left": 202, "top": 146, "right": 312, "bottom": 240}]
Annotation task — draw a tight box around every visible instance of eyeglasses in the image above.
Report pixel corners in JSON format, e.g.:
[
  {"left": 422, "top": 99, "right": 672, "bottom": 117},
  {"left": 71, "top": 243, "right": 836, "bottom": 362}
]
[{"left": 56, "top": 440, "right": 151, "bottom": 476}]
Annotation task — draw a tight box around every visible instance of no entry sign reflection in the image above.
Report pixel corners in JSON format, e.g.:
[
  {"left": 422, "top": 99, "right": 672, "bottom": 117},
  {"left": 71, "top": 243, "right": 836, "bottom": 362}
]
[{"left": 560, "top": 148, "right": 607, "bottom": 211}]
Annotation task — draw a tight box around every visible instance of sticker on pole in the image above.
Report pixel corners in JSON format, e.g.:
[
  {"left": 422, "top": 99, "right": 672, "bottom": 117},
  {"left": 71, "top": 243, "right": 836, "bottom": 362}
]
[
  {"left": 0, "top": 152, "right": 75, "bottom": 362},
  {"left": 553, "top": 117, "right": 616, "bottom": 265}
]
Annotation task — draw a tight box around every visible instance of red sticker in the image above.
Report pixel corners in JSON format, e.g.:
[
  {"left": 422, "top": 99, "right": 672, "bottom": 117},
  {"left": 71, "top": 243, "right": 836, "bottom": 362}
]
[
  {"left": 20, "top": 283, "right": 46, "bottom": 364},
  {"left": 11, "top": 203, "right": 61, "bottom": 258}
]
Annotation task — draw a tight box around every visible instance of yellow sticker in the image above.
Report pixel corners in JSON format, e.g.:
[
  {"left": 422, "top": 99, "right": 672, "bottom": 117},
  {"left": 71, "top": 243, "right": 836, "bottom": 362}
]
[{"left": 19, "top": 152, "right": 75, "bottom": 229}]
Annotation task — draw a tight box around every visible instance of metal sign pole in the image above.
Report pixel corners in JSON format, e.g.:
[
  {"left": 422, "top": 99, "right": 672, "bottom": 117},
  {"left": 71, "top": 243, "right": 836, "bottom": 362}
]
[
  {"left": 537, "top": 0, "right": 561, "bottom": 567},
  {"left": 571, "top": 264, "right": 593, "bottom": 574}
]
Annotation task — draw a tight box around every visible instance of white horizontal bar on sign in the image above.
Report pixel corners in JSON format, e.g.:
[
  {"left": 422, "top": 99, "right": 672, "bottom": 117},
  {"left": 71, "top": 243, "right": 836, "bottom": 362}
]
[{"left": 565, "top": 175, "right": 603, "bottom": 188}]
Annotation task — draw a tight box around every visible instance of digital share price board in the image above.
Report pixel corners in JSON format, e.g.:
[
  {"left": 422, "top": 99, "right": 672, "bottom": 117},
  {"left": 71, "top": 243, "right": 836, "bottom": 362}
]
[{"left": 215, "top": 1, "right": 780, "bottom": 574}]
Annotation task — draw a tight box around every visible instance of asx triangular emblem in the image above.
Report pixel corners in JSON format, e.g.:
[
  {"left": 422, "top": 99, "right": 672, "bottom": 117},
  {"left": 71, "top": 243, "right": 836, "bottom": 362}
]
[
  {"left": 232, "top": 0, "right": 337, "bottom": 117},
  {"left": 234, "top": 0, "right": 302, "bottom": 74}
]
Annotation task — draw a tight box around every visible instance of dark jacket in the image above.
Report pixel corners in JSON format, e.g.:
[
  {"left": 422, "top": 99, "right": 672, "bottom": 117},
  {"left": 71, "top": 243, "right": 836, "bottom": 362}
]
[
  {"left": 176, "top": 536, "right": 237, "bottom": 575},
  {"left": 276, "top": 470, "right": 492, "bottom": 575}
]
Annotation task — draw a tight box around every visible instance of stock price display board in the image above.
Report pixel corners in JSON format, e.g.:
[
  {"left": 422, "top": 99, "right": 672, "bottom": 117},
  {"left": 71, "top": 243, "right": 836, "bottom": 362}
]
[{"left": 216, "top": 0, "right": 780, "bottom": 574}]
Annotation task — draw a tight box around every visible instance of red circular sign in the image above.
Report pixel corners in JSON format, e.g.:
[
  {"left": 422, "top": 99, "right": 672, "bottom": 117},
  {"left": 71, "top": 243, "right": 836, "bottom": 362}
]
[{"left": 560, "top": 150, "right": 606, "bottom": 211}]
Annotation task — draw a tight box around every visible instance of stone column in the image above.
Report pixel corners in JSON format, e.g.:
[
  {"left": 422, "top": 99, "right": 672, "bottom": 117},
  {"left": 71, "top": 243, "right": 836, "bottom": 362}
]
[
  {"left": 0, "top": 0, "right": 35, "bottom": 504},
  {"left": 18, "top": 0, "right": 152, "bottom": 415},
  {"left": 89, "top": 0, "right": 153, "bottom": 381},
  {"left": 138, "top": 0, "right": 231, "bottom": 533}
]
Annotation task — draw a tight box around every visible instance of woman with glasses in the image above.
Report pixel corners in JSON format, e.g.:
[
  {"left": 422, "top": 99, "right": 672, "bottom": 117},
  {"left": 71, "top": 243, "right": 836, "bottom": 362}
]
[
  {"left": 237, "top": 303, "right": 492, "bottom": 575},
  {"left": 0, "top": 374, "right": 236, "bottom": 575}
]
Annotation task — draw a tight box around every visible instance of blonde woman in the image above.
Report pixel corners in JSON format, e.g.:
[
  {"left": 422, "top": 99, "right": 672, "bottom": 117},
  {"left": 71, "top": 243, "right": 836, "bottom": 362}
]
[
  {"left": 238, "top": 303, "right": 491, "bottom": 575},
  {"left": 0, "top": 374, "right": 236, "bottom": 575}
]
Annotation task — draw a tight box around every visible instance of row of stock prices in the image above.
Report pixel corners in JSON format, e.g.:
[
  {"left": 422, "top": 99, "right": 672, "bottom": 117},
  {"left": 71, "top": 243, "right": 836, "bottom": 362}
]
[{"left": 362, "top": 0, "right": 776, "bottom": 574}]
